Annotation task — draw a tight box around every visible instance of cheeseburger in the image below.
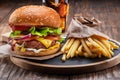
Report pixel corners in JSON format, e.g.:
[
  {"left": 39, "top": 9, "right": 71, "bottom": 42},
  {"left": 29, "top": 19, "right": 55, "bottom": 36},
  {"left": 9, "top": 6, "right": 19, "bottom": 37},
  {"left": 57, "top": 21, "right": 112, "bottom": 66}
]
[{"left": 9, "top": 5, "right": 64, "bottom": 56}]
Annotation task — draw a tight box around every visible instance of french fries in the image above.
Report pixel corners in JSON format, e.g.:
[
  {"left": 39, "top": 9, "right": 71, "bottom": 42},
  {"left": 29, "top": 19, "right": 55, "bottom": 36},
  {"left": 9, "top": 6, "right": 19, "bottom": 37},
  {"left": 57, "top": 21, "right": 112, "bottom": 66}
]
[
  {"left": 61, "top": 36, "right": 119, "bottom": 61},
  {"left": 65, "top": 38, "right": 75, "bottom": 50},
  {"left": 81, "top": 39, "right": 92, "bottom": 56},
  {"left": 67, "top": 39, "right": 80, "bottom": 59},
  {"left": 100, "top": 40, "right": 114, "bottom": 56},
  {"left": 61, "top": 39, "right": 70, "bottom": 53},
  {"left": 76, "top": 45, "right": 83, "bottom": 56},
  {"left": 93, "top": 38, "right": 111, "bottom": 58},
  {"left": 62, "top": 54, "right": 67, "bottom": 61}
]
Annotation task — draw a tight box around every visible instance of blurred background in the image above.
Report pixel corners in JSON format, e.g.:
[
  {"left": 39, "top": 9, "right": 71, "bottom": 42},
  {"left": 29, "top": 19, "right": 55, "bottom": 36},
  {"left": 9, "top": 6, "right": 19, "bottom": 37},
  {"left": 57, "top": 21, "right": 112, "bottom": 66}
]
[{"left": 0, "top": 0, "right": 120, "bottom": 44}]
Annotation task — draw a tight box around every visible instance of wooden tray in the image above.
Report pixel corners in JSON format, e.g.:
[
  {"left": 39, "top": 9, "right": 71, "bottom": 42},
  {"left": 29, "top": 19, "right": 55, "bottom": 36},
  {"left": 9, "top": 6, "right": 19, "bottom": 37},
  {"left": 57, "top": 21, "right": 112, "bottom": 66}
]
[{"left": 10, "top": 40, "right": 120, "bottom": 75}]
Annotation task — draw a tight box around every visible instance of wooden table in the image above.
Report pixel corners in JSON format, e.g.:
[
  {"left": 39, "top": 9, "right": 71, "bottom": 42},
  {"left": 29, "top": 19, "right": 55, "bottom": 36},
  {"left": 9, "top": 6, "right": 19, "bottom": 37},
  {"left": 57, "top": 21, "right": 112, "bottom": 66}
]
[{"left": 0, "top": 0, "right": 120, "bottom": 80}]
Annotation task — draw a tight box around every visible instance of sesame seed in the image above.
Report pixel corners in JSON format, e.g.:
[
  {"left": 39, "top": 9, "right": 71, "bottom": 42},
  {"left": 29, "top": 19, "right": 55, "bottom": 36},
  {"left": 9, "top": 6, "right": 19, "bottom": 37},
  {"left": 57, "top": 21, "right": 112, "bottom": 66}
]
[
  {"left": 18, "top": 19, "right": 22, "bottom": 22},
  {"left": 35, "top": 19, "right": 39, "bottom": 22},
  {"left": 40, "top": 22, "right": 43, "bottom": 25}
]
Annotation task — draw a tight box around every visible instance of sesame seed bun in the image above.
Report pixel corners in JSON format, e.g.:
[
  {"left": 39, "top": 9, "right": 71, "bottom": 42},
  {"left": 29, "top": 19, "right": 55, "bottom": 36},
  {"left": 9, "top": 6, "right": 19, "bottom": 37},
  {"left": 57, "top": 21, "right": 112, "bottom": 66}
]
[{"left": 9, "top": 5, "right": 61, "bottom": 28}]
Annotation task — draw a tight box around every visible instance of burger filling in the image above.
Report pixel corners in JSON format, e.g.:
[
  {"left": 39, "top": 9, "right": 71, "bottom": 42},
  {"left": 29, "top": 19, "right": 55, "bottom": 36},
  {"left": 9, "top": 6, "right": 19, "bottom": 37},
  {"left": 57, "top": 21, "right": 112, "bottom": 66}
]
[{"left": 9, "top": 27, "right": 64, "bottom": 52}]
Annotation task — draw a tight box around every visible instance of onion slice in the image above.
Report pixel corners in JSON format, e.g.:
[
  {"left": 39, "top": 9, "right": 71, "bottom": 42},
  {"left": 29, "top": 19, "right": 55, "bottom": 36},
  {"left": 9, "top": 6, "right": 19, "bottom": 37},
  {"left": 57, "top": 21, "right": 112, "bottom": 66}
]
[
  {"left": 13, "top": 34, "right": 37, "bottom": 41},
  {"left": 17, "top": 34, "right": 32, "bottom": 40}
]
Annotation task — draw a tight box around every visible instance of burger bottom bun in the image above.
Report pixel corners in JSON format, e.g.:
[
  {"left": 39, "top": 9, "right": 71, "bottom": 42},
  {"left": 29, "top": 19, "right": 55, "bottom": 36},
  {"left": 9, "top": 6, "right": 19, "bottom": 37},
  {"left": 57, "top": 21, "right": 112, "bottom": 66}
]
[{"left": 11, "top": 43, "right": 60, "bottom": 57}]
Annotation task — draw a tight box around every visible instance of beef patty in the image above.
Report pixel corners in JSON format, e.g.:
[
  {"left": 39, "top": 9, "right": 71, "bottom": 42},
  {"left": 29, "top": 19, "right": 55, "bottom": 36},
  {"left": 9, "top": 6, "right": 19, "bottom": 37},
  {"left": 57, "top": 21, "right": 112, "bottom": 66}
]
[{"left": 17, "top": 40, "right": 56, "bottom": 49}]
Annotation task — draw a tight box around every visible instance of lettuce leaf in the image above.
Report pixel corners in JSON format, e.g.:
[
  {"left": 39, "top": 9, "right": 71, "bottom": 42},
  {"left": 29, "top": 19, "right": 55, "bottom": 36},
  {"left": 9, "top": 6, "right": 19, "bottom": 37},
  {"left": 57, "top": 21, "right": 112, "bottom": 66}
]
[
  {"left": 29, "top": 27, "right": 62, "bottom": 37},
  {"left": 28, "top": 27, "right": 42, "bottom": 36},
  {"left": 10, "top": 30, "right": 21, "bottom": 38},
  {"left": 58, "top": 38, "right": 65, "bottom": 43},
  {"left": 10, "top": 27, "right": 62, "bottom": 38}
]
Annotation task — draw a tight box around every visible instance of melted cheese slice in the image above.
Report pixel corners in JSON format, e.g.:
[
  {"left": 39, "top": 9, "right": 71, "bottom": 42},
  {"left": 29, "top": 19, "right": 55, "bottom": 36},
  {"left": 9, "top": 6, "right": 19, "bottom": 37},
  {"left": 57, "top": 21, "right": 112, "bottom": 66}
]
[{"left": 36, "top": 38, "right": 53, "bottom": 48}]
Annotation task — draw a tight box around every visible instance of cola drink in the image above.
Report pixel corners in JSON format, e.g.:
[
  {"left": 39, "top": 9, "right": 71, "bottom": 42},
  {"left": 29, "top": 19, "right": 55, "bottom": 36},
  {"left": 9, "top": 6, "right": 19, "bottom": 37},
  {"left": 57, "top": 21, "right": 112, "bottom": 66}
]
[{"left": 42, "top": 0, "right": 69, "bottom": 31}]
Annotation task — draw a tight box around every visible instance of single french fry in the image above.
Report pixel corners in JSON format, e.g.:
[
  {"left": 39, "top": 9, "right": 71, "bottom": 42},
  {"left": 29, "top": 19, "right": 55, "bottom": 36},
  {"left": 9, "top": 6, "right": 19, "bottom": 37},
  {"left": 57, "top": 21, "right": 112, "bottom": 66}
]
[
  {"left": 62, "top": 54, "right": 67, "bottom": 61},
  {"left": 77, "top": 45, "right": 83, "bottom": 56},
  {"left": 65, "top": 38, "right": 75, "bottom": 50},
  {"left": 67, "top": 39, "right": 80, "bottom": 59},
  {"left": 78, "top": 45, "right": 82, "bottom": 52},
  {"left": 88, "top": 37, "right": 109, "bottom": 57},
  {"left": 61, "top": 39, "right": 70, "bottom": 53},
  {"left": 93, "top": 38, "right": 111, "bottom": 58},
  {"left": 75, "top": 41, "right": 81, "bottom": 56},
  {"left": 109, "top": 41, "right": 119, "bottom": 49},
  {"left": 81, "top": 38, "right": 92, "bottom": 56},
  {"left": 69, "top": 39, "right": 80, "bottom": 58}
]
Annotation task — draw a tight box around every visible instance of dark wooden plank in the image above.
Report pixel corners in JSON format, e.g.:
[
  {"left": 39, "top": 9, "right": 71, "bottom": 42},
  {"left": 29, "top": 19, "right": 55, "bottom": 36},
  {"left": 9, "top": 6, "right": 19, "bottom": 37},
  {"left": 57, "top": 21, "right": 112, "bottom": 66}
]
[
  {"left": 0, "top": 3, "right": 15, "bottom": 22},
  {"left": 0, "top": 2, "right": 16, "bottom": 43},
  {"left": 8, "top": 68, "right": 69, "bottom": 80},
  {"left": 70, "top": 67, "right": 120, "bottom": 80},
  {"left": 7, "top": 63, "right": 69, "bottom": 80},
  {"left": 0, "top": 5, "right": 16, "bottom": 44},
  {"left": 70, "top": 68, "right": 120, "bottom": 80},
  {"left": 0, "top": 56, "right": 14, "bottom": 80}
]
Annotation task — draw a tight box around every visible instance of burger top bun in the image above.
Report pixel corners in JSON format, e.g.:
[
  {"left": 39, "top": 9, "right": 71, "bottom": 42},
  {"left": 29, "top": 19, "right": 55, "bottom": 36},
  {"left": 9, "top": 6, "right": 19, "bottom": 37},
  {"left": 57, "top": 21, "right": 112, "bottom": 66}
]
[{"left": 9, "top": 5, "right": 61, "bottom": 28}]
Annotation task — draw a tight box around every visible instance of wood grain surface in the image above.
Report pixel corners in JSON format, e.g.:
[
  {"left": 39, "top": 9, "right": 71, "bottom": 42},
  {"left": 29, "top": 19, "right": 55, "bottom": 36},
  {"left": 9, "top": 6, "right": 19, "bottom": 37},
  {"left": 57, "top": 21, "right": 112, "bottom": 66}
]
[{"left": 0, "top": 0, "right": 120, "bottom": 80}]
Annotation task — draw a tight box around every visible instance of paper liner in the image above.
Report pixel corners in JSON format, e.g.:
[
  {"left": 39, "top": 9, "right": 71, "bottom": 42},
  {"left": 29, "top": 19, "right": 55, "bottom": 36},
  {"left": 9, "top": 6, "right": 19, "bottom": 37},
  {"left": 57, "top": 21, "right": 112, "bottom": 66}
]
[{"left": 67, "top": 18, "right": 109, "bottom": 39}]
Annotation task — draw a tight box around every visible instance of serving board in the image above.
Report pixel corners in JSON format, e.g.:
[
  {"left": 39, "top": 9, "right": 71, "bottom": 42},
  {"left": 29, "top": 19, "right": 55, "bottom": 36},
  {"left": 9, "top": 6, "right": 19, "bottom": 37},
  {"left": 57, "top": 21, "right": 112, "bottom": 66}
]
[
  {"left": 11, "top": 51, "right": 62, "bottom": 60},
  {"left": 10, "top": 39, "right": 120, "bottom": 74}
]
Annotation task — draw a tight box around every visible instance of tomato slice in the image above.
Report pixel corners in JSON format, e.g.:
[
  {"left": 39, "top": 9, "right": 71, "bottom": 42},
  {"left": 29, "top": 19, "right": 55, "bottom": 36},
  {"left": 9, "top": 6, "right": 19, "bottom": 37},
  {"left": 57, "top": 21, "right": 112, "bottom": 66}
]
[
  {"left": 23, "top": 36, "right": 38, "bottom": 41},
  {"left": 16, "top": 36, "right": 38, "bottom": 41},
  {"left": 45, "top": 35, "right": 60, "bottom": 40},
  {"left": 10, "top": 25, "right": 31, "bottom": 31}
]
